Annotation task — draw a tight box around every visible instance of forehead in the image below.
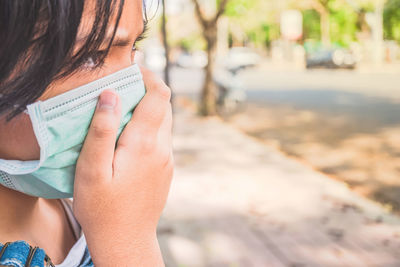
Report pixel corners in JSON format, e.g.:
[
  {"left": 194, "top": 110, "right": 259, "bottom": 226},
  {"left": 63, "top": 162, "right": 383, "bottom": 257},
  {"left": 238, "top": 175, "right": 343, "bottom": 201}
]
[
  {"left": 80, "top": 0, "right": 144, "bottom": 41},
  {"left": 117, "top": 0, "right": 144, "bottom": 37}
]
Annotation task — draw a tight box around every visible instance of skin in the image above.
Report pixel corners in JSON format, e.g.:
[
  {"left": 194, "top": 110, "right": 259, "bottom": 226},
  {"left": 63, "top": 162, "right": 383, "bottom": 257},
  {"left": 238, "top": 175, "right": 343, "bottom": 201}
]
[{"left": 0, "top": 0, "right": 173, "bottom": 266}]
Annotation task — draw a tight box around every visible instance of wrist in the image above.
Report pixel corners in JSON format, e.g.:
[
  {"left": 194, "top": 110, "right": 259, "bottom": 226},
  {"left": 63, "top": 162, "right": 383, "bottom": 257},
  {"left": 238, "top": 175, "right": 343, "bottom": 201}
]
[{"left": 86, "top": 231, "right": 164, "bottom": 267}]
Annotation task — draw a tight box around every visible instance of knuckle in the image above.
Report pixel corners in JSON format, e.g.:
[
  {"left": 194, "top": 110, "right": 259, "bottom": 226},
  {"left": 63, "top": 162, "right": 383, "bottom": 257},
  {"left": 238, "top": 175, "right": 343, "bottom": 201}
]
[
  {"left": 155, "top": 83, "right": 171, "bottom": 101},
  {"left": 160, "top": 149, "right": 173, "bottom": 168},
  {"left": 136, "top": 134, "right": 157, "bottom": 154},
  {"left": 91, "top": 123, "right": 116, "bottom": 139}
]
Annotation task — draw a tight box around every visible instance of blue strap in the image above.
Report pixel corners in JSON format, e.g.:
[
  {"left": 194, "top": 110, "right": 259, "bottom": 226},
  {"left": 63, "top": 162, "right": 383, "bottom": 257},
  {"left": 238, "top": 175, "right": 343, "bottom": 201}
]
[{"left": 0, "top": 241, "right": 46, "bottom": 267}]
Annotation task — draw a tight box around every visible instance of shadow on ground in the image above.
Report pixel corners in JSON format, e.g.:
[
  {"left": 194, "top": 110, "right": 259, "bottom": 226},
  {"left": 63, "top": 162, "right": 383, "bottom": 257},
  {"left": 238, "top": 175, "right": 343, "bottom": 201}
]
[{"left": 223, "top": 90, "right": 400, "bottom": 214}]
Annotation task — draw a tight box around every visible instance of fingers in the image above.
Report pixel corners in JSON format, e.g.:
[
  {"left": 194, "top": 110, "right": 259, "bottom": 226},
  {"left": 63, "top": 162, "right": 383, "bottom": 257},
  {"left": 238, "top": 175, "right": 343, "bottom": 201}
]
[
  {"left": 117, "top": 67, "right": 172, "bottom": 149},
  {"left": 134, "top": 67, "right": 171, "bottom": 133},
  {"left": 77, "top": 90, "right": 122, "bottom": 183}
]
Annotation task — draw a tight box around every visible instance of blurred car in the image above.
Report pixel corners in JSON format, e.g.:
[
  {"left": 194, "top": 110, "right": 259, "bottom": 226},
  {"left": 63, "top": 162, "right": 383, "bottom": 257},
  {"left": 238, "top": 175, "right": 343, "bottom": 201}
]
[
  {"left": 223, "top": 47, "right": 261, "bottom": 70},
  {"left": 176, "top": 51, "right": 208, "bottom": 69},
  {"left": 306, "top": 49, "right": 357, "bottom": 69}
]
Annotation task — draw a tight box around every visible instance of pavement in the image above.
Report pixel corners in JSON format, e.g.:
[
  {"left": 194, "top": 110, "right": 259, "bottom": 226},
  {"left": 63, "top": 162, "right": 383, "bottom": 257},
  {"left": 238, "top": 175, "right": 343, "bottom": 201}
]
[{"left": 157, "top": 97, "right": 400, "bottom": 267}]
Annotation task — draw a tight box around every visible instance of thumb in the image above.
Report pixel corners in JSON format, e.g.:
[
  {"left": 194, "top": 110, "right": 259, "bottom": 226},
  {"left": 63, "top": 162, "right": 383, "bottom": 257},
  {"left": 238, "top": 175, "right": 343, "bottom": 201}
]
[{"left": 76, "top": 89, "right": 122, "bottom": 184}]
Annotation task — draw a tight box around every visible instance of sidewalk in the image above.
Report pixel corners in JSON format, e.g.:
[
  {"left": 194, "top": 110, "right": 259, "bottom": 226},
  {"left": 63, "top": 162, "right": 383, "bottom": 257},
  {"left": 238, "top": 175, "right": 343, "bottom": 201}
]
[{"left": 158, "top": 99, "right": 400, "bottom": 267}]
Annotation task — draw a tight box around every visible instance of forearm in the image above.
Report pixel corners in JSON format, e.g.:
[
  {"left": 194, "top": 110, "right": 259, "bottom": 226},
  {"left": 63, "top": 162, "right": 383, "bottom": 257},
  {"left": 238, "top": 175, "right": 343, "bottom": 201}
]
[{"left": 86, "top": 232, "right": 165, "bottom": 267}]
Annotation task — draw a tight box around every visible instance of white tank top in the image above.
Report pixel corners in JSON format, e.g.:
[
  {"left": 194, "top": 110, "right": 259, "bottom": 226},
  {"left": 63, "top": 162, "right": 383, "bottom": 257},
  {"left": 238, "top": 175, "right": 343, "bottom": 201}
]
[{"left": 56, "top": 199, "right": 89, "bottom": 267}]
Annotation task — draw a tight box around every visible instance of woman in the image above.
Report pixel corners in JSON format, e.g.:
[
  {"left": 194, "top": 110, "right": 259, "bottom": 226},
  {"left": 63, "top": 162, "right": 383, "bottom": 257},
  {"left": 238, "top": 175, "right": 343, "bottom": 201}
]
[{"left": 0, "top": 0, "right": 173, "bottom": 266}]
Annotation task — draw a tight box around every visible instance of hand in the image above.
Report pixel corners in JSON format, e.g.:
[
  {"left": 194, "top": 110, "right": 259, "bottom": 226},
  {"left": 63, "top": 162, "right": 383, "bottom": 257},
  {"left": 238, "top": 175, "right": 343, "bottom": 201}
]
[{"left": 73, "top": 67, "right": 173, "bottom": 267}]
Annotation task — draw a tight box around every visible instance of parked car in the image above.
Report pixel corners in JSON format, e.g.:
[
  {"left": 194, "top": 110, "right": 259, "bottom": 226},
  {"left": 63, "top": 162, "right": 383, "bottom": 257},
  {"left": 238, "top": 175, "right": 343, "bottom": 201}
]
[{"left": 306, "top": 48, "right": 357, "bottom": 69}]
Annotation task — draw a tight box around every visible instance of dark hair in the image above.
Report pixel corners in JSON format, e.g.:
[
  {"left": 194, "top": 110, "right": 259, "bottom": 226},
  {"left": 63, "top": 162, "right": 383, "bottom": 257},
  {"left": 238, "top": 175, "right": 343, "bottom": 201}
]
[{"left": 0, "top": 0, "right": 134, "bottom": 119}]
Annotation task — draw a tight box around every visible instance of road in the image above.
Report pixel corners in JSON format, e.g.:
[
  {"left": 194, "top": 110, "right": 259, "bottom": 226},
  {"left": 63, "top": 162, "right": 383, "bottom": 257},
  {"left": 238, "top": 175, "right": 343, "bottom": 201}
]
[{"left": 170, "top": 65, "right": 400, "bottom": 134}]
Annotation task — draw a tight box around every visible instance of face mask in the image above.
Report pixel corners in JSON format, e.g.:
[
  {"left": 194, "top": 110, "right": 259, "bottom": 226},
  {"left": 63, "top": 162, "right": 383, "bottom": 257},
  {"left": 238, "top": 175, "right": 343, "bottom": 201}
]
[{"left": 0, "top": 64, "right": 146, "bottom": 199}]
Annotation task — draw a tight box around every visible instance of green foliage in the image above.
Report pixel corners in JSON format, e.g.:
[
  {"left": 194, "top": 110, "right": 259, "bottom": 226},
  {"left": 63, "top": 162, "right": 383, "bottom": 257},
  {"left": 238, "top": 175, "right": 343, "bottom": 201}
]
[
  {"left": 303, "top": 9, "right": 321, "bottom": 41},
  {"left": 329, "top": 3, "right": 358, "bottom": 46},
  {"left": 384, "top": 0, "right": 400, "bottom": 43},
  {"left": 261, "top": 23, "right": 280, "bottom": 48},
  {"left": 177, "top": 35, "right": 206, "bottom": 52},
  {"left": 224, "top": 0, "right": 256, "bottom": 17},
  {"left": 244, "top": 23, "right": 280, "bottom": 49},
  {"left": 175, "top": 0, "right": 400, "bottom": 52},
  {"left": 225, "top": 0, "right": 285, "bottom": 49},
  {"left": 347, "top": 0, "right": 374, "bottom": 12},
  {"left": 302, "top": 0, "right": 358, "bottom": 47}
]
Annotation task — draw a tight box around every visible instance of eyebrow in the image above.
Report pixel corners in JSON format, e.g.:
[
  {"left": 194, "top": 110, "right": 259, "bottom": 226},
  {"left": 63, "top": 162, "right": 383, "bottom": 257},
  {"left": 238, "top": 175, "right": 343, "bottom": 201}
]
[
  {"left": 76, "top": 20, "right": 147, "bottom": 48},
  {"left": 111, "top": 24, "right": 147, "bottom": 46},
  {"left": 112, "top": 23, "right": 148, "bottom": 47}
]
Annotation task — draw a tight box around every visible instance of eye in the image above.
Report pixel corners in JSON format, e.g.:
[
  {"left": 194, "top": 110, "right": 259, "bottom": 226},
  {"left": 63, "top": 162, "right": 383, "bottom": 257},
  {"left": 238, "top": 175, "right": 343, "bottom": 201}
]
[
  {"left": 132, "top": 31, "right": 146, "bottom": 52},
  {"left": 132, "top": 42, "right": 138, "bottom": 52}
]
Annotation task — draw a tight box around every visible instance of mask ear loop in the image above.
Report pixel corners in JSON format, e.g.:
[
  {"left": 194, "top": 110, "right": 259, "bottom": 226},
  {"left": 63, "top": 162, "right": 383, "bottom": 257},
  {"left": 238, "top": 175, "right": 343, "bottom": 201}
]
[{"left": 25, "top": 102, "right": 48, "bottom": 172}]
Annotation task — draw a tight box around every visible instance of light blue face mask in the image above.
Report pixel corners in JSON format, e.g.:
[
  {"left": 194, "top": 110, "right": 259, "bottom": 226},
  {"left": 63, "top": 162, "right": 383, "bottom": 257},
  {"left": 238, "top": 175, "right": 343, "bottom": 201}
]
[{"left": 0, "top": 64, "right": 146, "bottom": 199}]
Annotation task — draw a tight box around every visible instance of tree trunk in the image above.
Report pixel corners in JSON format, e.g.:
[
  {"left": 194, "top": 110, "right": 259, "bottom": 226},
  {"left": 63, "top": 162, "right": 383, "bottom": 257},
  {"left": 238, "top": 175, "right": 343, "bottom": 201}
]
[
  {"left": 161, "top": 0, "right": 171, "bottom": 87},
  {"left": 373, "top": 0, "right": 384, "bottom": 65},
  {"left": 200, "top": 27, "right": 218, "bottom": 116},
  {"left": 191, "top": 0, "right": 229, "bottom": 116},
  {"left": 311, "top": 0, "right": 331, "bottom": 47},
  {"left": 320, "top": 10, "right": 330, "bottom": 46}
]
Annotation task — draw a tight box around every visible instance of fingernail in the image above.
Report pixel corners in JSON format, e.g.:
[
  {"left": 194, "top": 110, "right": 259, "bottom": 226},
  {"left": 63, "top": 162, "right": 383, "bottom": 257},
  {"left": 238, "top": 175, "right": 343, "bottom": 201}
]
[{"left": 99, "top": 90, "right": 117, "bottom": 110}]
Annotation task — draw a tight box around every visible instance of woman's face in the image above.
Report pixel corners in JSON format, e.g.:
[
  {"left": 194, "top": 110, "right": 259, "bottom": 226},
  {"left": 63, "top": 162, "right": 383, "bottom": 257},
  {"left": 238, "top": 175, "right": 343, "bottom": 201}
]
[{"left": 0, "top": 0, "right": 145, "bottom": 161}]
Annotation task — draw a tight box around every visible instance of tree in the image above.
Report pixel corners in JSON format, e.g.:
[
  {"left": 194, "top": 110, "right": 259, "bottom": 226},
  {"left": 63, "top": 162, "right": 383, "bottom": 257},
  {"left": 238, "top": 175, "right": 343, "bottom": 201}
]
[
  {"left": 192, "top": 0, "right": 229, "bottom": 116},
  {"left": 294, "top": 0, "right": 334, "bottom": 45},
  {"left": 224, "top": 0, "right": 279, "bottom": 49},
  {"left": 346, "top": 0, "right": 387, "bottom": 63},
  {"left": 297, "top": 0, "right": 350, "bottom": 46},
  {"left": 384, "top": 0, "right": 400, "bottom": 43},
  {"left": 296, "top": 0, "right": 360, "bottom": 47}
]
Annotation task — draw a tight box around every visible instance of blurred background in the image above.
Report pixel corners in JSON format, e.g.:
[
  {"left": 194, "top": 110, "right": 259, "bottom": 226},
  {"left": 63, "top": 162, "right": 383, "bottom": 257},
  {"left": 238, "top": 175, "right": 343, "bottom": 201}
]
[{"left": 139, "top": 0, "right": 400, "bottom": 266}]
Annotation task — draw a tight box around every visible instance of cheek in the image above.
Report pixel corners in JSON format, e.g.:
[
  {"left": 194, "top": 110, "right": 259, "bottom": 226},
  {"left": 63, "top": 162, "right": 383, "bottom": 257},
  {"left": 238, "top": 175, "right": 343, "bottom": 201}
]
[
  {"left": 0, "top": 114, "right": 40, "bottom": 161},
  {"left": 107, "top": 47, "right": 135, "bottom": 69}
]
